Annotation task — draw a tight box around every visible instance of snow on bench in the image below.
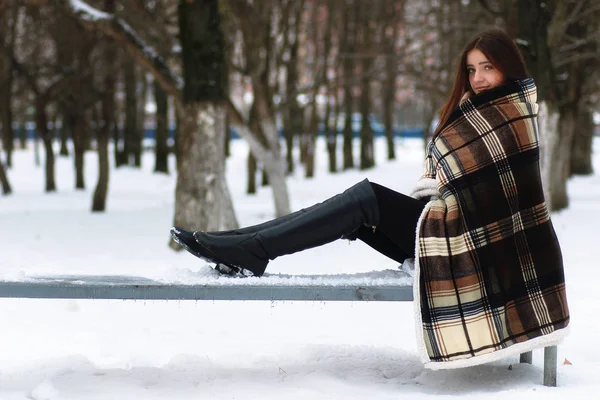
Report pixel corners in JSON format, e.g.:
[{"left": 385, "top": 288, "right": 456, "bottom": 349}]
[
  {"left": 0, "top": 268, "right": 558, "bottom": 386},
  {"left": 0, "top": 269, "right": 413, "bottom": 301}
]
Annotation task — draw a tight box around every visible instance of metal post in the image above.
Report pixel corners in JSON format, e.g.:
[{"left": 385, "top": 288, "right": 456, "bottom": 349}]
[
  {"left": 543, "top": 346, "right": 558, "bottom": 387},
  {"left": 520, "top": 351, "right": 532, "bottom": 364}
]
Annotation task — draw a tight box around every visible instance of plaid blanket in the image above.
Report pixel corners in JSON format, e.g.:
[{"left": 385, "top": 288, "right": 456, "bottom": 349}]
[{"left": 414, "top": 78, "right": 570, "bottom": 369}]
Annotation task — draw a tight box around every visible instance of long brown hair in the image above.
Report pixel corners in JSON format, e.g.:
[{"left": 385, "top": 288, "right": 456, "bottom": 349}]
[{"left": 433, "top": 29, "right": 529, "bottom": 137}]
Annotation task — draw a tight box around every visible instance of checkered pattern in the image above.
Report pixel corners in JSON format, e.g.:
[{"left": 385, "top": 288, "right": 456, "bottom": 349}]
[{"left": 417, "top": 78, "right": 570, "bottom": 365}]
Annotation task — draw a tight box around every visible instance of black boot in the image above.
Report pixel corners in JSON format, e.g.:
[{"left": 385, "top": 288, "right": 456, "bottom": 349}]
[
  {"left": 201, "top": 208, "right": 307, "bottom": 237},
  {"left": 170, "top": 227, "right": 255, "bottom": 276},
  {"left": 176, "top": 179, "right": 379, "bottom": 277}
]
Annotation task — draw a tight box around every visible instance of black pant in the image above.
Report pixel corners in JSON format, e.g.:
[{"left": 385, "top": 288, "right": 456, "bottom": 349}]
[{"left": 353, "top": 182, "right": 427, "bottom": 263}]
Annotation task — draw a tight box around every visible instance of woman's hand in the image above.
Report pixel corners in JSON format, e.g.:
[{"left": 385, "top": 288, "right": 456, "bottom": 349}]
[{"left": 460, "top": 90, "right": 473, "bottom": 103}]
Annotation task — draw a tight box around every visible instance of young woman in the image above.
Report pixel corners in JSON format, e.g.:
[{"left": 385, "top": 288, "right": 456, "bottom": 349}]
[{"left": 171, "top": 29, "right": 569, "bottom": 368}]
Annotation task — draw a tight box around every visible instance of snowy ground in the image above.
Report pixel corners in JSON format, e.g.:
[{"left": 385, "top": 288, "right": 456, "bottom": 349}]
[{"left": 0, "top": 137, "right": 598, "bottom": 399}]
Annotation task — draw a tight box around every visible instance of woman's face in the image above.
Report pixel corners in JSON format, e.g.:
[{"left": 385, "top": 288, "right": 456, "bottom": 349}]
[{"left": 466, "top": 49, "right": 505, "bottom": 94}]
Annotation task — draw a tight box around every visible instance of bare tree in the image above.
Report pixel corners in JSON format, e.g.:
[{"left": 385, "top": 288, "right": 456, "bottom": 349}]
[
  {"left": 570, "top": 107, "right": 595, "bottom": 175},
  {"left": 357, "top": 0, "right": 376, "bottom": 170},
  {"left": 122, "top": 58, "right": 138, "bottom": 167},
  {"left": 53, "top": 0, "right": 236, "bottom": 242},
  {"left": 278, "top": 0, "right": 303, "bottom": 175},
  {"left": 224, "top": 0, "right": 292, "bottom": 216},
  {"left": 380, "top": 0, "right": 406, "bottom": 161},
  {"left": 91, "top": 0, "right": 116, "bottom": 212},
  {"left": 0, "top": 0, "right": 18, "bottom": 169},
  {"left": 500, "top": 0, "right": 600, "bottom": 210},
  {"left": 10, "top": 5, "right": 82, "bottom": 192},
  {"left": 323, "top": 0, "right": 338, "bottom": 173},
  {"left": 0, "top": 157, "right": 10, "bottom": 194},
  {"left": 340, "top": 0, "right": 358, "bottom": 170},
  {"left": 153, "top": 76, "right": 169, "bottom": 174},
  {"left": 303, "top": 0, "right": 334, "bottom": 177}
]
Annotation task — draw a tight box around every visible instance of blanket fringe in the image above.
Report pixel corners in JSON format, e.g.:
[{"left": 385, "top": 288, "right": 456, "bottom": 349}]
[{"left": 424, "top": 326, "right": 569, "bottom": 370}]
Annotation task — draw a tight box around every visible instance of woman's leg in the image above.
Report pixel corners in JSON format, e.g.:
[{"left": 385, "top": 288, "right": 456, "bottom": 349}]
[
  {"left": 172, "top": 179, "right": 379, "bottom": 276},
  {"left": 356, "top": 182, "right": 427, "bottom": 260},
  {"left": 172, "top": 180, "right": 426, "bottom": 276},
  {"left": 352, "top": 225, "right": 411, "bottom": 264}
]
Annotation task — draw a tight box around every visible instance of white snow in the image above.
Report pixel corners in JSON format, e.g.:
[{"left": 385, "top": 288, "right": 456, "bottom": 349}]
[
  {"left": 70, "top": 0, "right": 111, "bottom": 21},
  {"left": 1, "top": 136, "right": 598, "bottom": 398}
]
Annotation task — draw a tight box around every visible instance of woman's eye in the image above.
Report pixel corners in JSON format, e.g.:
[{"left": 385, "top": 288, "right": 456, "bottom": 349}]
[
  {"left": 467, "top": 68, "right": 475, "bottom": 74},
  {"left": 485, "top": 65, "right": 494, "bottom": 70}
]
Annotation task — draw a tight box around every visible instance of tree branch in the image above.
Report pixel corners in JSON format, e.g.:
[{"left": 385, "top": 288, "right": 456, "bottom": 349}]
[
  {"left": 52, "top": 0, "right": 183, "bottom": 106},
  {"left": 554, "top": 51, "right": 600, "bottom": 68},
  {"left": 559, "top": 29, "right": 600, "bottom": 52}
]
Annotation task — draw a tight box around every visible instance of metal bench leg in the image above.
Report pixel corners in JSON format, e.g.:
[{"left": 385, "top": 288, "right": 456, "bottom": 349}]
[
  {"left": 543, "top": 346, "right": 557, "bottom": 387},
  {"left": 520, "top": 351, "right": 532, "bottom": 364}
]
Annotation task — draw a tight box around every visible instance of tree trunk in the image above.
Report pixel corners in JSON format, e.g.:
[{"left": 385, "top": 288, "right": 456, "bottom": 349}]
[
  {"left": 169, "top": 0, "right": 234, "bottom": 246},
  {"left": 253, "top": 87, "right": 291, "bottom": 217},
  {"left": 570, "top": 107, "right": 594, "bottom": 176},
  {"left": 325, "top": 84, "right": 337, "bottom": 173},
  {"left": 550, "top": 36, "right": 585, "bottom": 211},
  {"left": 154, "top": 79, "right": 169, "bottom": 174},
  {"left": 1, "top": 71, "right": 14, "bottom": 168},
  {"left": 342, "top": 1, "right": 355, "bottom": 170},
  {"left": 537, "top": 101, "right": 560, "bottom": 211},
  {"left": 0, "top": 160, "right": 11, "bottom": 195},
  {"left": 0, "top": 106, "right": 13, "bottom": 168},
  {"left": 247, "top": 150, "right": 257, "bottom": 194},
  {"left": 358, "top": 1, "right": 375, "bottom": 170},
  {"left": 113, "top": 118, "right": 123, "bottom": 166},
  {"left": 34, "top": 123, "right": 40, "bottom": 167},
  {"left": 124, "top": 59, "right": 137, "bottom": 166},
  {"left": 219, "top": 173, "right": 238, "bottom": 230},
  {"left": 51, "top": 115, "right": 60, "bottom": 149},
  {"left": 245, "top": 102, "right": 264, "bottom": 194},
  {"left": 18, "top": 120, "right": 26, "bottom": 150},
  {"left": 283, "top": 31, "right": 300, "bottom": 175},
  {"left": 113, "top": 48, "right": 124, "bottom": 168},
  {"left": 171, "top": 102, "right": 227, "bottom": 246},
  {"left": 92, "top": 117, "right": 110, "bottom": 211},
  {"left": 59, "top": 117, "right": 70, "bottom": 156},
  {"left": 223, "top": 114, "right": 231, "bottom": 158},
  {"left": 73, "top": 115, "right": 86, "bottom": 189},
  {"left": 551, "top": 105, "right": 577, "bottom": 211},
  {"left": 342, "top": 99, "right": 353, "bottom": 169},
  {"left": 383, "top": 56, "right": 396, "bottom": 160},
  {"left": 92, "top": 3, "right": 116, "bottom": 213},
  {"left": 283, "top": 110, "right": 295, "bottom": 175},
  {"left": 261, "top": 168, "right": 268, "bottom": 187},
  {"left": 36, "top": 99, "right": 56, "bottom": 192},
  {"left": 257, "top": 141, "right": 290, "bottom": 218},
  {"left": 359, "top": 76, "right": 374, "bottom": 170},
  {"left": 509, "top": 0, "right": 566, "bottom": 211},
  {"left": 303, "top": 0, "right": 324, "bottom": 179},
  {"left": 305, "top": 100, "right": 317, "bottom": 178},
  {"left": 0, "top": 1, "right": 15, "bottom": 168},
  {"left": 382, "top": 0, "right": 399, "bottom": 161},
  {"left": 134, "top": 68, "right": 147, "bottom": 167}
]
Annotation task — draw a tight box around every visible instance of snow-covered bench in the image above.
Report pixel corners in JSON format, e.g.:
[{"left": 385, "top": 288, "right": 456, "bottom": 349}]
[{"left": 0, "top": 270, "right": 557, "bottom": 386}]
